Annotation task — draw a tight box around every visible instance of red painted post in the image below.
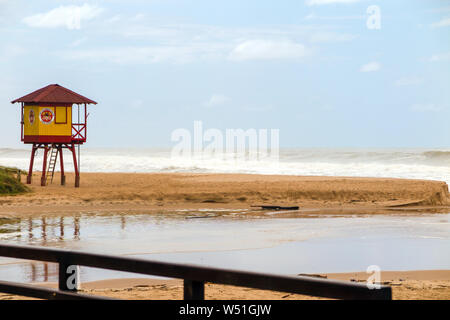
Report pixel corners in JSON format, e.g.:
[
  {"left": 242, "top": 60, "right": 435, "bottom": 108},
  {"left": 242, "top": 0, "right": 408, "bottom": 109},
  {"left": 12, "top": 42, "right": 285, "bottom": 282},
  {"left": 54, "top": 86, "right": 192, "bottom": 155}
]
[
  {"left": 71, "top": 144, "right": 80, "bottom": 188},
  {"left": 21, "top": 103, "right": 24, "bottom": 142},
  {"left": 27, "top": 144, "right": 37, "bottom": 184},
  {"left": 41, "top": 145, "right": 49, "bottom": 186},
  {"left": 59, "top": 146, "right": 65, "bottom": 186},
  {"left": 84, "top": 103, "right": 87, "bottom": 142}
]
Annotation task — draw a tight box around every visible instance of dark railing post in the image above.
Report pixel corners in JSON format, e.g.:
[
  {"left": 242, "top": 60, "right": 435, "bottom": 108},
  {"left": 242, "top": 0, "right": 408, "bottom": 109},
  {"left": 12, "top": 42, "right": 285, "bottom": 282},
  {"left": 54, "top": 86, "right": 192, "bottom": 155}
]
[
  {"left": 58, "top": 260, "right": 79, "bottom": 292},
  {"left": 184, "top": 280, "right": 205, "bottom": 300}
]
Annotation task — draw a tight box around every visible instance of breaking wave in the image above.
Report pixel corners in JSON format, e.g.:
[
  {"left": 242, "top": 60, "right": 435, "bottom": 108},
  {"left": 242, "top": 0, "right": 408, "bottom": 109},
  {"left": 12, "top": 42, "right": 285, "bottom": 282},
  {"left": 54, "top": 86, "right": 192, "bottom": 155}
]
[{"left": 0, "top": 147, "right": 449, "bottom": 185}]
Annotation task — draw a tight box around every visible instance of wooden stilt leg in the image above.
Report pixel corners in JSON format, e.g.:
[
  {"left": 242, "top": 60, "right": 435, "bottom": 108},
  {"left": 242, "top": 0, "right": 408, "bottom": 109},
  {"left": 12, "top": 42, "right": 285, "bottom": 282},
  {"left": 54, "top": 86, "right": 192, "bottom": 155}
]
[
  {"left": 71, "top": 144, "right": 80, "bottom": 188},
  {"left": 27, "top": 144, "right": 37, "bottom": 184},
  {"left": 59, "top": 147, "right": 65, "bottom": 186},
  {"left": 41, "top": 145, "right": 49, "bottom": 186}
]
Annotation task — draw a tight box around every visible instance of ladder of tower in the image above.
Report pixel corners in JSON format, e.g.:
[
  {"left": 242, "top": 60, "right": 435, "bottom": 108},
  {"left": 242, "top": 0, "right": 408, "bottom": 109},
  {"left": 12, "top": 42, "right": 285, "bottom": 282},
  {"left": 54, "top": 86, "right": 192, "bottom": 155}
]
[{"left": 46, "top": 147, "right": 58, "bottom": 185}]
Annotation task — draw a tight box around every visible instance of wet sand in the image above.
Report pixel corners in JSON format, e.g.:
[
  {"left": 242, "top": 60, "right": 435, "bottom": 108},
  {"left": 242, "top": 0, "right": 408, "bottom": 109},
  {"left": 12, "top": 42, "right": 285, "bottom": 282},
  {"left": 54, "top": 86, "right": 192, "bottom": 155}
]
[
  {"left": 1, "top": 172, "right": 449, "bottom": 217},
  {"left": 1, "top": 270, "right": 449, "bottom": 300},
  {"left": 1, "top": 172, "right": 449, "bottom": 300}
]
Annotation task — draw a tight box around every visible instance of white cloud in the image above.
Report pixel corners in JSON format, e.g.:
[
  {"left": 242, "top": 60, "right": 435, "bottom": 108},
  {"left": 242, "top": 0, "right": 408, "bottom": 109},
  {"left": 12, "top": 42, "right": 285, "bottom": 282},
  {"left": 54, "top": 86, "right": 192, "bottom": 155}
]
[
  {"left": 106, "top": 15, "right": 121, "bottom": 24},
  {"left": 394, "top": 76, "right": 423, "bottom": 86},
  {"left": 1, "top": 44, "right": 26, "bottom": 59},
  {"left": 243, "top": 104, "right": 274, "bottom": 112},
  {"left": 430, "top": 52, "right": 450, "bottom": 62},
  {"left": 229, "top": 40, "right": 308, "bottom": 61},
  {"left": 119, "top": 24, "right": 182, "bottom": 38},
  {"left": 117, "top": 22, "right": 356, "bottom": 45},
  {"left": 62, "top": 44, "right": 228, "bottom": 64},
  {"left": 87, "top": 18, "right": 355, "bottom": 62},
  {"left": 359, "top": 61, "right": 381, "bottom": 72},
  {"left": 132, "top": 13, "right": 145, "bottom": 21},
  {"left": 431, "top": 17, "right": 450, "bottom": 28},
  {"left": 22, "top": 4, "right": 103, "bottom": 30},
  {"left": 304, "top": 13, "right": 364, "bottom": 20},
  {"left": 58, "top": 18, "right": 355, "bottom": 64},
  {"left": 130, "top": 99, "right": 144, "bottom": 110},
  {"left": 204, "top": 94, "right": 230, "bottom": 107},
  {"left": 63, "top": 39, "right": 310, "bottom": 64},
  {"left": 69, "top": 37, "right": 88, "bottom": 48},
  {"left": 308, "top": 32, "right": 357, "bottom": 43},
  {"left": 411, "top": 104, "right": 445, "bottom": 112},
  {"left": 306, "top": 0, "right": 360, "bottom": 6},
  {"left": 428, "top": 6, "right": 450, "bottom": 13}
]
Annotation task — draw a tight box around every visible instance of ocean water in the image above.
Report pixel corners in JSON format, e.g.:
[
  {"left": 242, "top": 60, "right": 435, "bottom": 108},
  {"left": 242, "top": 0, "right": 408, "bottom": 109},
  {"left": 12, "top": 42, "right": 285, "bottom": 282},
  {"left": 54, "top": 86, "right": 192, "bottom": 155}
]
[{"left": 0, "top": 147, "right": 449, "bottom": 185}]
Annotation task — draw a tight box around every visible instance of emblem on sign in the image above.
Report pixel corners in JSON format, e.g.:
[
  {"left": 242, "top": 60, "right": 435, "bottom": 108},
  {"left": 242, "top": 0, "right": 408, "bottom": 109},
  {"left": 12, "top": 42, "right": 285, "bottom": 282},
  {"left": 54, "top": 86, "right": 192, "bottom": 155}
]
[
  {"left": 29, "top": 109, "right": 35, "bottom": 125},
  {"left": 39, "top": 108, "right": 54, "bottom": 124}
]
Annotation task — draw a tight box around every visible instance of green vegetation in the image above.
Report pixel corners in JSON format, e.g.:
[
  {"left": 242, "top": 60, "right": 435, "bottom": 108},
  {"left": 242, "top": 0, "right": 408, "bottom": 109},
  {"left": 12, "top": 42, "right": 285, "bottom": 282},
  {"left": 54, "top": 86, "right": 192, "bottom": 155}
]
[{"left": 0, "top": 166, "right": 29, "bottom": 195}]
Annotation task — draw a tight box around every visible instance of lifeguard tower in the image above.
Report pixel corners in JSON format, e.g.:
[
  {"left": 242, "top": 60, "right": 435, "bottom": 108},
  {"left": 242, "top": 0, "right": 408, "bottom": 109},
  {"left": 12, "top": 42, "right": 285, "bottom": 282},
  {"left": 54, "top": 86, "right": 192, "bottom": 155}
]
[{"left": 11, "top": 84, "right": 97, "bottom": 187}]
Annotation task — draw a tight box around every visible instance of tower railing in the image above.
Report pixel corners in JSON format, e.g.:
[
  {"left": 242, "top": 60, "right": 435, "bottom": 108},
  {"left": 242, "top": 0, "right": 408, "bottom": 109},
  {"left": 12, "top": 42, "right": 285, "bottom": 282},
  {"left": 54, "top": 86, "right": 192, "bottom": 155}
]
[{"left": 71, "top": 123, "right": 86, "bottom": 143}]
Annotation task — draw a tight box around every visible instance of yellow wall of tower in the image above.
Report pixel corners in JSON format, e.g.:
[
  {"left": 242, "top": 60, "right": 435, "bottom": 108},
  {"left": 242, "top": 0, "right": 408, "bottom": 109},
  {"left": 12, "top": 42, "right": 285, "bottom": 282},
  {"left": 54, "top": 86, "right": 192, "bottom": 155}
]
[{"left": 24, "top": 105, "right": 72, "bottom": 136}]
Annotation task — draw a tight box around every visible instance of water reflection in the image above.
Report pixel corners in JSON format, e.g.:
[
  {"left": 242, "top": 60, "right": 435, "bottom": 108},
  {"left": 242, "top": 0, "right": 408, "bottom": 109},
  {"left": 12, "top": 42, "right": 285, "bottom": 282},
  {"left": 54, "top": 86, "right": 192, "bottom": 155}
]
[
  {"left": 0, "top": 212, "right": 449, "bottom": 284},
  {"left": 25, "top": 262, "right": 57, "bottom": 283},
  {"left": 74, "top": 217, "right": 80, "bottom": 240},
  {"left": 0, "top": 215, "right": 109, "bottom": 245},
  {"left": 0, "top": 214, "right": 128, "bottom": 283}
]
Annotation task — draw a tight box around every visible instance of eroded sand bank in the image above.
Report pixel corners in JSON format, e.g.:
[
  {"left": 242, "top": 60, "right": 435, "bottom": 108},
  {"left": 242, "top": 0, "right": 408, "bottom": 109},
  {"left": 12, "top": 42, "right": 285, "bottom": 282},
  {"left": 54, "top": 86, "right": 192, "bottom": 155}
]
[{"left": 1, "top": 172, "right": 449, "bottom": 217}]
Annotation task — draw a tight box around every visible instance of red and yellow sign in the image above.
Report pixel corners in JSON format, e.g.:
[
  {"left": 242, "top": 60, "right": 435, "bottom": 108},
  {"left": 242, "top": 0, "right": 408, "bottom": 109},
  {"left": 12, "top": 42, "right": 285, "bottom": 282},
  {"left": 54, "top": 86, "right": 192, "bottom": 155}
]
[
  {"left": 29, "top": 109, "right": 35, "bottom": 125},
  {"left": 39, "top": 108, "right": 54, "bottom": 124}
]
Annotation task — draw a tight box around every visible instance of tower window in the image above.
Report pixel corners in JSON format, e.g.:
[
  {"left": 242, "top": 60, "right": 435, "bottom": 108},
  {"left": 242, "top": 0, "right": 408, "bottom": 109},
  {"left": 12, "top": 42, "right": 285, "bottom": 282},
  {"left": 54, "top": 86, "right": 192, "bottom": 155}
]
[{"left": 55, "top": 106, "right": 67, "bottom": 124}]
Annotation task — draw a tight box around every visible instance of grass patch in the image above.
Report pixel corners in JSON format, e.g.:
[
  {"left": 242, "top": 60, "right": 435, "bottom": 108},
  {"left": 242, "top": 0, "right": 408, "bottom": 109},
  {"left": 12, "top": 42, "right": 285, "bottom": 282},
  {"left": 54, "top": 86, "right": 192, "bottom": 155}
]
[{"left": 0, "top": 166, "right": 29, "bottom": 195}]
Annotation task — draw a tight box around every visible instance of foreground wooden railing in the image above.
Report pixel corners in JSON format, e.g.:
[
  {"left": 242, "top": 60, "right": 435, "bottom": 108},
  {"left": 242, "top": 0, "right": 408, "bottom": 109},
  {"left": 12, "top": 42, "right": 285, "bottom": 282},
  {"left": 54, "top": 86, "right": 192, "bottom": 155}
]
[{"left": 0, "top": 244, "right": 391, "bottom": 300}]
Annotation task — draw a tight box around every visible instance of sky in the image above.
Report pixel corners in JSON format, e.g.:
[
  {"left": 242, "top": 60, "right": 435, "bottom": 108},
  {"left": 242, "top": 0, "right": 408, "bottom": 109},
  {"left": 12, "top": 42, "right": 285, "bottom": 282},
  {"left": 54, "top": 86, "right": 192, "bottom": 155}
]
[{"left": 1, "top": 0, "right": 449, "bottom": 149}]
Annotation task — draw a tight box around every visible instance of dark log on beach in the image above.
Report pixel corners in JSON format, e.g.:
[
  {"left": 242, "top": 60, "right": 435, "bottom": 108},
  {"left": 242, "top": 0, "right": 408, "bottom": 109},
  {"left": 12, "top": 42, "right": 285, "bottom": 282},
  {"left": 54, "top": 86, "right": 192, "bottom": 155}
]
[{"left": 251, "top": 205, "right": 299, "bottom": 210}]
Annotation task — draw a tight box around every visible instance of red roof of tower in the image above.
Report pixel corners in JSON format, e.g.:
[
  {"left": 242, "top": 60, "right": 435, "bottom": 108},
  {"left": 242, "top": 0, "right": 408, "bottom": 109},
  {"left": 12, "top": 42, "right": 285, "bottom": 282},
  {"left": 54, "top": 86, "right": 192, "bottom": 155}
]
[{"left": 11, "top": 84, "right": 97, "bottom": 105}]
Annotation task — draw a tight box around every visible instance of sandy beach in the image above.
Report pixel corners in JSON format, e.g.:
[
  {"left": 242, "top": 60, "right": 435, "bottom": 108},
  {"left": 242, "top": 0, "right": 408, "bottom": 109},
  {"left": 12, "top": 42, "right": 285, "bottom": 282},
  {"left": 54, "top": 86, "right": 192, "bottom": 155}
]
[
  {"left": 1, "top": 172, "right": 449, "bottom": 300},
  {"left": 63, "top": 270, "right": 450, "bottom": 300},
  {"left": 72, "top": 270, "right": 450, "bottom": 300},
  {"left": 1, "top": 270, "right": 449, "bottom": 300},
  {"left": 0, "top": 172, "right": 449, "bottom": 217}
]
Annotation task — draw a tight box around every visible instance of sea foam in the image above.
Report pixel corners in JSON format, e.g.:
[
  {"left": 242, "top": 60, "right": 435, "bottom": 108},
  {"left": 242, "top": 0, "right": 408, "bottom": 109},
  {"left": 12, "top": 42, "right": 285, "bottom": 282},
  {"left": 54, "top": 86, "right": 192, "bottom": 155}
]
[{"left": 0, "top": 148, "right": 449, "bottom": 185}]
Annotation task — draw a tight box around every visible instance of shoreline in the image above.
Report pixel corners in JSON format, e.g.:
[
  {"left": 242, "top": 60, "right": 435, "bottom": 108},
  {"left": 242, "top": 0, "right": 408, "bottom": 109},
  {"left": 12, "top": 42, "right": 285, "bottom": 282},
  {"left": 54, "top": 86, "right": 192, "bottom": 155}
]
[
  {"left": 1, "top": 270, "right": 449, "bottom": 300},
  {"left": 1, "top": 172, "right": 449, "bottom": 217},
  {"left": 1, "top": 172, "right": 449, "bottom": 300}
]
